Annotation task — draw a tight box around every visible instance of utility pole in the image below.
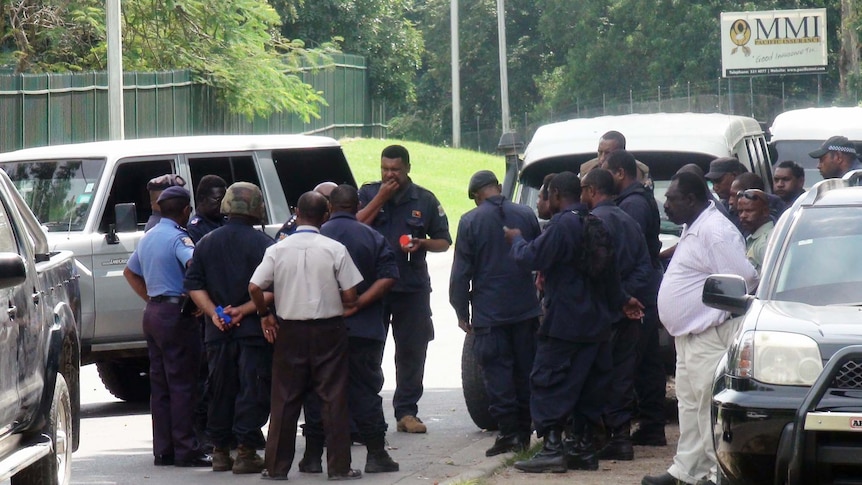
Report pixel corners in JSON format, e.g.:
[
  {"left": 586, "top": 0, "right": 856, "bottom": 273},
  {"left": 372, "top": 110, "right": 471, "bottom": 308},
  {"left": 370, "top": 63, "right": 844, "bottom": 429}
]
[
  {"left": 451, "top": 0, "right": 461, "bottom": 148},
  {"left": 107, "top": 0, "right": 124, "bottom": 140},
  {"left": 496, "top": 0, "right": 510, "bottom": 134}
]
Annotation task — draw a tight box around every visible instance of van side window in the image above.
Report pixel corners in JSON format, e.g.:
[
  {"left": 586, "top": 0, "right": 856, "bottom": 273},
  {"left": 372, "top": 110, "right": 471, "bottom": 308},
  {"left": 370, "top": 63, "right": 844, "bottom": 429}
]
[
  {"left": 272, "top": 147, "right": 354, "bottom": 208},
  {"left": 98, "top": 159, "right": 174, "bottom": 233},
  {"left": 188, "top": 156, "right": 259, "bottom": 203}
]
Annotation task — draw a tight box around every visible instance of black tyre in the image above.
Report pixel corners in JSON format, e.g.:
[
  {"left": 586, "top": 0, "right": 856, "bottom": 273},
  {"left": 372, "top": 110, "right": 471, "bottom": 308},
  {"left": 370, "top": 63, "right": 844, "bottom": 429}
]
[
  {"left": 461, "top": 333, "right": 498, "bottom": 431},
  {"left": 12, "top": 375, "right": 73, "bottom": 485},
  {"left": 96, "top": 358, "right": 150, "bottom": 402}
]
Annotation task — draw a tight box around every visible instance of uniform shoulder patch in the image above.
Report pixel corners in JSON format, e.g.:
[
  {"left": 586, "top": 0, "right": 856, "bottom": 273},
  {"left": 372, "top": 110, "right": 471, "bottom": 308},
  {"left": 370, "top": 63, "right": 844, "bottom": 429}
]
[
  {"left": 181, "top": 237, "right": 195, "bottom": 248},
  {"left": 438, "top": 205, "right": 446, "bottom": 217},
  {"left": 412, "top": 210, "right": 422, "bottom": 218}
]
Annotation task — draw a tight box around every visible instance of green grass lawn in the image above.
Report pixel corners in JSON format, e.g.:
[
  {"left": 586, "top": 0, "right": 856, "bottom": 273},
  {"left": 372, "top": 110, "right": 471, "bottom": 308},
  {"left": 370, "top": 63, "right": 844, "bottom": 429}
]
[{"left": 341, "top": 138, "right": 506, "bottom": 230}]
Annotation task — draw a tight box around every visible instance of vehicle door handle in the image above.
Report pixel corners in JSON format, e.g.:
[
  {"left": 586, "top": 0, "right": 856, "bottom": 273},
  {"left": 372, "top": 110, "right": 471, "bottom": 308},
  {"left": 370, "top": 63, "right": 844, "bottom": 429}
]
[{"left": 7, "top": 304, "right": 16, "bottom": 319}]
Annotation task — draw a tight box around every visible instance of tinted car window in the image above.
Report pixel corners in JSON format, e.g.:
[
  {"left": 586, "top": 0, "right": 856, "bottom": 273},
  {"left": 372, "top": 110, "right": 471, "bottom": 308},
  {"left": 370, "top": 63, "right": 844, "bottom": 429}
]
[{"left": 773, "top": 206, "right": 862, "bottom": 305}]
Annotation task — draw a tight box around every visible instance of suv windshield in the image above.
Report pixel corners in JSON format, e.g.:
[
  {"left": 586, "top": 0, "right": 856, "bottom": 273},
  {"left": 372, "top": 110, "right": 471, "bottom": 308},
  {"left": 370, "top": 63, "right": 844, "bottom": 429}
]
[
  {"left": 3, "top": 159, "right": 105, "bottom": 232},
  {"left": 772, "top": 206, "right": 862, "bottom": 305}
]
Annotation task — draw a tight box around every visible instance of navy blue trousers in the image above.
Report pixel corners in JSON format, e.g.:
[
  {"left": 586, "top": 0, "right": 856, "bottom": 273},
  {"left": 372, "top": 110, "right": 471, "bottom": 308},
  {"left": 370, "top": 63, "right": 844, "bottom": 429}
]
[
  {"left": 205, "top": 338, "right": 272, "bottom": 449},
  {"left": 143, "top": 301, "right": 202, "bottom": 461},
  {"left": 383, "top": 291, "right": 434, "bottom": 420},
  {"left": 530, "top": 336, "right": 611, "bottom": 437},
  {"left": 602, "top": 318, "right": 641, "bottom": 428},
  {"left": 472, "top": 319, "right": 537, "bottom": 433},
  {"left": 635, "top": 304, "right": 667, "bottom": 430}
]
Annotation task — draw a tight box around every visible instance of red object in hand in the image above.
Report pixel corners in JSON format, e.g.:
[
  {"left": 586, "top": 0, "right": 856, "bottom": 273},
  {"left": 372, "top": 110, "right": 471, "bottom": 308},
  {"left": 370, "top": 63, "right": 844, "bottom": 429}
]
[{"left": 400, "top": 234, "right": 413, "bottom": 248}]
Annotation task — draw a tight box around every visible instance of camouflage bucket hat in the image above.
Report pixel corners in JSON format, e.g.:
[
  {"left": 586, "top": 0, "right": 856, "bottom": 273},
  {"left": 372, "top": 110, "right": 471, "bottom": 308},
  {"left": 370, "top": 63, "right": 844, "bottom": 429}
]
[{"left": 221, "top": 182, "right": 264, "bottom": 219}]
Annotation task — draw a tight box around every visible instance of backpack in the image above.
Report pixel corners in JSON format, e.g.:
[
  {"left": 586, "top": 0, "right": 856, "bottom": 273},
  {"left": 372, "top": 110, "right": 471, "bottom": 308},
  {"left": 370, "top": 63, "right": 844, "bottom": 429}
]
[{"left": 571, "top": 210, "right": 616, "bottom": 283}]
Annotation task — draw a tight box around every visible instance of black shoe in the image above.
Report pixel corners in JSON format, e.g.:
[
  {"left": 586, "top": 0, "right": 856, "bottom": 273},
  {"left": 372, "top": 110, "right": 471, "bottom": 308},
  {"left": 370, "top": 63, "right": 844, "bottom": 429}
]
[
  {"left": 298, "top": 456, "right": 323, "bottom": 473},
  {"left": 597, "top": 438, "right": 634, "bottom": 460},
  {"left": 563, "top": 432, "right": 598, "bottom": 471},
  {"left": 365, "top": 449, "right": 399, "bottom": 473},
  {"left": 154, "top": 454, "right": 174, "bottom": 466},
  {"left": 642, "top": 472, "right": 684, "bottom": 485},
  {"left": 632, "top": 427, "right": 667, "bottom": 446},
  {"left": 513, "top": 428, "right": 566, "bottom": 473},
  {"left": 175, "top": 453, "right": 213, "bottom": 467},
  {"left": 486, "top": 433, "right": 528, "bottom": 457}
]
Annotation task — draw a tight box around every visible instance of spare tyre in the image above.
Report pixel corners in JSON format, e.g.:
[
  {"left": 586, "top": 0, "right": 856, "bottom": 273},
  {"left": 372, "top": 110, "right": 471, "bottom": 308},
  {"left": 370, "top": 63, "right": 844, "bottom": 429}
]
[{"left": 461, "top": 332, "right": 498, "bottom": 431}]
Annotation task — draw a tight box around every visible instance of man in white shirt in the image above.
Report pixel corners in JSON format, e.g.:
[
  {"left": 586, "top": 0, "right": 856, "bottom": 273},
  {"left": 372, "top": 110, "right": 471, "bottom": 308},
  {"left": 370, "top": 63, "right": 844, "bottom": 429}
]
[
  {"left": 249, "top": 191, "right": 364, "bottom": 481},
  {"left": 642, "top": 172, "right": 757, "bottom": 485}
]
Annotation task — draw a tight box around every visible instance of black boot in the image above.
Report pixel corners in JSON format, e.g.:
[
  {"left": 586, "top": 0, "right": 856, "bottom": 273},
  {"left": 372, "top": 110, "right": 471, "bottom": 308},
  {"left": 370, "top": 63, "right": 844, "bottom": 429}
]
[
  {"left": 565, "top": 427, "right": 598, "bottom": 471},
  {"left": 486, "top": 418, "right": 529, "bottom": 457},
  {"left": 298, "top": 437, "right": 323, "bottom": 473},
  {"left": 513, "top": 428, "right": 566, "bottom": 473},
  {"left": 597, "top": 423, "right": 634, "bottom": 461},
  {"left": 364, "top": 435, "right": 399, "bottom": 473}
]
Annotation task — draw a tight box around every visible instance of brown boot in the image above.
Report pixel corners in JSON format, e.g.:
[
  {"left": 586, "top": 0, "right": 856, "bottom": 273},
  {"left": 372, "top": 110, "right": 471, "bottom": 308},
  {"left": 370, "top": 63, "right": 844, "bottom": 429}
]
[
  {"left": 232, "top": 444, "right": 264, "bottom": 474},
  {"left": 211, "top": 447, "right": 233, "bottom": 472}
]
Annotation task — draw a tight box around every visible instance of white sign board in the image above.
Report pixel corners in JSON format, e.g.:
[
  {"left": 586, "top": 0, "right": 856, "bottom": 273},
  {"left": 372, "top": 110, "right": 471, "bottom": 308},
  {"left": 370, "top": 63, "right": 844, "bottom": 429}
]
[{"left": 721, "top": 9, "right": 827, "bottom": 77}]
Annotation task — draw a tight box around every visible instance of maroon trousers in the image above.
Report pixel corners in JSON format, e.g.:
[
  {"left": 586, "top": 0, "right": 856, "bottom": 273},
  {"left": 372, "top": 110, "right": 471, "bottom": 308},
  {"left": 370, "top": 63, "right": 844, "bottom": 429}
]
[{"left": 265, "top": 317, "right": 351, "bottom": 477}]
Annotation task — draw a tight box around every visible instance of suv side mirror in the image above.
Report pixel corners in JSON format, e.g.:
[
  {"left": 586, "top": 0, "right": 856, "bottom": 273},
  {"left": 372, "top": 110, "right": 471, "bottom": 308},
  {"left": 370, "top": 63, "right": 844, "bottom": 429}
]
[
  {"left": 0, "top": 253, "right": 27, "bottom": 289},
  {"left": 702, "top": 274, "right": 752, "bottom": 314},
  {"left": 115, "top": 203, "right": 137, "bottom": 233},
  {"left": 106, "top": 203, "right": 137, "bottom": 244}
]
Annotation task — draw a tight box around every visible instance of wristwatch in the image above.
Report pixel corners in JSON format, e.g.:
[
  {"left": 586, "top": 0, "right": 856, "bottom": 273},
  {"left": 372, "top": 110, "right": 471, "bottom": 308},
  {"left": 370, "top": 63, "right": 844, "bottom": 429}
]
[{"left": 257, "top": 309, "right": 271, "bottom": 318}]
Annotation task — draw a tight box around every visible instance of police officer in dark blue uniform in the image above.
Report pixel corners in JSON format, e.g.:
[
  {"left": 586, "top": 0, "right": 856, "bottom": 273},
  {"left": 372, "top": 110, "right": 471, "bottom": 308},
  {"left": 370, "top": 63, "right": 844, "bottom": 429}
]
[
  {"left": 581, "top": 168, "right": 653, "bottom": 461},
  {"left": 449, "top": 170, "right": 541, "bottom": 457},
  {"left": 357, "top": 145, "right": 451, "bottom": 434},
  {"left": 184, "top": 182, "right": 274, "bottom": 474},
  {"left": 123, "top": 185, "right": 210, "bottom": 467},
  {"left": 187, "top": 175, "right": 227, "bottom": 243},
  {"left": 504, "top": 172, "right": 643, "bottom": 474},
  {"left": 299, "top": 184, "right": 401, "bottom": 474},
  {"left": 604, "top": 150, "right": 667, "bottom": 447}
]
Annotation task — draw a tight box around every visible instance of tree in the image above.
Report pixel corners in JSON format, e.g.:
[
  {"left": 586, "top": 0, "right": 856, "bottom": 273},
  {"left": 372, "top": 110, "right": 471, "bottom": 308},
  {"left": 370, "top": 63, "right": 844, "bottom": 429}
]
[
  {"left": 1, "top": 0, "right": 333, "bottom": 120},
  {"left": 272, "top": 0, "right": 424, "bottom": 112},
  {"left": 405, "top": 0, "right": 549, "bottom": 145}
]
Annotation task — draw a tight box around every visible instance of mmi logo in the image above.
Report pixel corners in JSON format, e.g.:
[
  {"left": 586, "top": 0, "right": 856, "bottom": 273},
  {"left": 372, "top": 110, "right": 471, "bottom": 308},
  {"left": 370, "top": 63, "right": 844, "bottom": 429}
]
[{"left": 850, "top": 418, "right": 862, "bottom": 429}]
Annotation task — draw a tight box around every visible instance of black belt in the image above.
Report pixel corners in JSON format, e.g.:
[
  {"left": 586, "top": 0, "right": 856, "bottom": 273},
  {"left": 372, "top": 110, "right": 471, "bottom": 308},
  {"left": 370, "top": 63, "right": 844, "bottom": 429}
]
[{"left": 149, "top": 295, "right": 183, "bottom": 304}]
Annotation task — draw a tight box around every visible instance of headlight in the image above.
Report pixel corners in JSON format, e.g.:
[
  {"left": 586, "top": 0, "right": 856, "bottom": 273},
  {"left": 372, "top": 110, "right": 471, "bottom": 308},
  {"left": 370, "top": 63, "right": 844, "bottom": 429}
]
[{"left": 729, "top": 330, "right": 822, "bottom": 386}]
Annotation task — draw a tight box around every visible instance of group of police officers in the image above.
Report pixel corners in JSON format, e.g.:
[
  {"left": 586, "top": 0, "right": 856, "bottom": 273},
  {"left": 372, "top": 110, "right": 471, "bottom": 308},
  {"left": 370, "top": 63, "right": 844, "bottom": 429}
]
[
  {"left": 123, "top": 144, "right": 450, "bottom": 481},
  {"left": 122, "top": 131, "right": 856, "bottom": 482}
]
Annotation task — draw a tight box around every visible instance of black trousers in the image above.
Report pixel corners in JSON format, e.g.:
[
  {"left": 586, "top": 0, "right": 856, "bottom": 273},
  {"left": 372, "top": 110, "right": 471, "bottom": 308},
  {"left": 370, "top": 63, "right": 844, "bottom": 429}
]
[
  {"left": 634, "top": 304, "right": 667, "bottom": 430},
  {"left": 472, "top": 319, "right": 537, "bottom": 433},
  {"left": 602, "top": 318, "right": 640, "bottom": 429},
  {"left": 303, "top": 337, "right": 388, "bottom": 442},
  {"left": 383, "top": 291, "right": 434, "bottom": 420},
  {"left": 265, "top": 317, "right": 351, "bottom": 477},
  {"left": 143, "top": 301, "right": 201, "bottom": 461},
  {"left": 530, "top": 336, "right": 611, "bottom": 437},
  {"left": 205, "top": 338, "right": 272, "bottom": 449}
]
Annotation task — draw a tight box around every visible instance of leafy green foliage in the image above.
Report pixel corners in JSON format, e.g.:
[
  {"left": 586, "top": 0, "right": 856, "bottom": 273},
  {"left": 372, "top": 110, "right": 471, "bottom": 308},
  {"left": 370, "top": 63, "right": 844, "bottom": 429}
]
[
  {"left": 0, "top": 0, "right": 335, "bottom": 120},
  {"left": 273, "top": 0, "right": 423, "bottom": 111}
]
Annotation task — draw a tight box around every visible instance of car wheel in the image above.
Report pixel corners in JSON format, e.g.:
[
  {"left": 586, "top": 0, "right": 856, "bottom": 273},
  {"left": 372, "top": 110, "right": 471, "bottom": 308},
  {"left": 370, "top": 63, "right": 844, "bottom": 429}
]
[
  {"left": 461, "top": 333, "right": 498, "bottom": 431},
  {"left": 12, "top": 374, "right": 73, "bottom": 485},
  {"left": 96, "top": 358, "right": 150, "bottom": 402}
]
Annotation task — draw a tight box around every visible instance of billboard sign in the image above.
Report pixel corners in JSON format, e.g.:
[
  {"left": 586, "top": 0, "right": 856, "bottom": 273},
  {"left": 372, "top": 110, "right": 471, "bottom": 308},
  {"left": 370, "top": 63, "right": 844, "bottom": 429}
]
[{"left": 721, "top": 9, "right": 827, "bottom": 77}]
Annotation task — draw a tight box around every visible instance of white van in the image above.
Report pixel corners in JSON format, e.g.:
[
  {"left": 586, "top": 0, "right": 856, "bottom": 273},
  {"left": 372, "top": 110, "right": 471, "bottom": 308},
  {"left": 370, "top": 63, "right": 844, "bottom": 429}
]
[
  {"left": 769, "top": 107, "right": 862, "bottom": 185},
  {"left": 509, "top": 112, "right": 772, "bottom": 241},
  {"left": 0, "top": 135, "right": 356, "bottom": 401}
]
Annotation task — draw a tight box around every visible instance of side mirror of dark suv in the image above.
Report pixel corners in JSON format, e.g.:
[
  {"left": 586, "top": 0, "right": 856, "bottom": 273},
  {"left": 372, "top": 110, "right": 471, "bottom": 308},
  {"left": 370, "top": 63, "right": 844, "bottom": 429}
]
[{"left": 702, "top": 274, "right": 752, "bottom": 314}]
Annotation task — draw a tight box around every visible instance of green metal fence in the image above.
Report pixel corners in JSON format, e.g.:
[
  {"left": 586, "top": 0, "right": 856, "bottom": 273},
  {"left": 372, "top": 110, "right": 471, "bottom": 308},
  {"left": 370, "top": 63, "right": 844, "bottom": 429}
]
[{"left": 0, "top": 53, "right": 384, "bottom": 153}]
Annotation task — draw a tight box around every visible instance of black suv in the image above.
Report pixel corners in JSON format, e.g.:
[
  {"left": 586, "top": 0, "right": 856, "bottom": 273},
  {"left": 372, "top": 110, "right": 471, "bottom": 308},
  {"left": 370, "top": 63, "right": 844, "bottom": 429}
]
[{"left": 704, "top": 170, "right": 862, "bottom": 485}]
